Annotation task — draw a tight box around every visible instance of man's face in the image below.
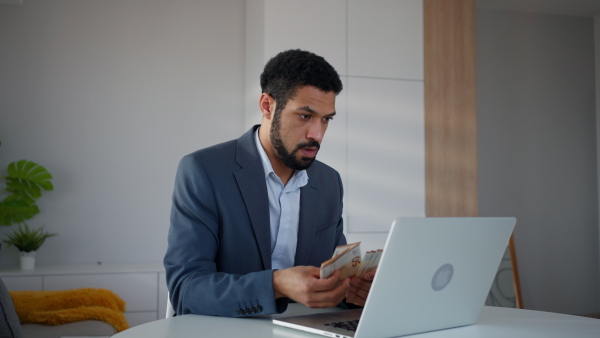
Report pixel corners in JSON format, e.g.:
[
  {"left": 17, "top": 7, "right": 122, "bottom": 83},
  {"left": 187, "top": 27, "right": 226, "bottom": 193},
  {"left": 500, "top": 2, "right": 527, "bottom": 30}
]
[{"left": 270, "top": 86, "right": 336, "bottom": 171}]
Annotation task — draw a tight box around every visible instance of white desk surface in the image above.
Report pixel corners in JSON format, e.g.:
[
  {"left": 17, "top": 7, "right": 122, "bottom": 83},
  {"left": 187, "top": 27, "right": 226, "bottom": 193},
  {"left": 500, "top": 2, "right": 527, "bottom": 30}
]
[{"left": 113, "top": 304, "right": 600, "bottom": 338}]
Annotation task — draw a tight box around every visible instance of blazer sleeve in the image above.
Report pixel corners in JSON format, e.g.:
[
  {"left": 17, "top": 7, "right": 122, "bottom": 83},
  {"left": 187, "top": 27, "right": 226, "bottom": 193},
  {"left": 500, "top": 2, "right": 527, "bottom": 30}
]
[{"left": 164, "top": 155, "right": 285, "bottom": 317}]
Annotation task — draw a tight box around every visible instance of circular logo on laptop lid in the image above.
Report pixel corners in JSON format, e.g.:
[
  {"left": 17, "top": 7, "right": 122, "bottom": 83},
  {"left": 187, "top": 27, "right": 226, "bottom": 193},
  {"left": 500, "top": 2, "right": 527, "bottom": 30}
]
[{"left": 431, "top": 263, "right": 454, "bottom": 291}]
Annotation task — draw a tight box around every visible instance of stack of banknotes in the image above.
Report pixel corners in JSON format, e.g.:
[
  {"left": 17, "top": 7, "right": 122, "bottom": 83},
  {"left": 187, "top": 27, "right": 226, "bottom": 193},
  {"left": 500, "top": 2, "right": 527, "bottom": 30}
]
[{"left": 320, "top": 242, "right": 383, "bottom": 280}]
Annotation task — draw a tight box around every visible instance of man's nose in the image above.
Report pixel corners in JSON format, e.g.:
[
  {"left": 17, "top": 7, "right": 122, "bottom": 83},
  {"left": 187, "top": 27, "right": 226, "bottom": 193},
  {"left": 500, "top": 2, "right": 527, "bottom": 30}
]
[{"left": 306, "top": 120, "right": 325, "bottom": 143}]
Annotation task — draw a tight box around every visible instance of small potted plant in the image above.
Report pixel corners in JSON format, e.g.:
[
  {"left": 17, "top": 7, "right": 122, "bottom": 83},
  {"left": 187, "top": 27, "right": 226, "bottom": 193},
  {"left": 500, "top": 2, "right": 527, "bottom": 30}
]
[{"left": 3, "top": 223, "right": 57, "bottom": 269}]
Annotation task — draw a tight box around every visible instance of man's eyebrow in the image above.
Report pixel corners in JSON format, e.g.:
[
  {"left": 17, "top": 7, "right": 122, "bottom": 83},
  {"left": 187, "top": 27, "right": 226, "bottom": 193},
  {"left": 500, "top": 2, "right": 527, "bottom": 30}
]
[{"left": 298, "top": 106, "right": 337, "bottom": 117}]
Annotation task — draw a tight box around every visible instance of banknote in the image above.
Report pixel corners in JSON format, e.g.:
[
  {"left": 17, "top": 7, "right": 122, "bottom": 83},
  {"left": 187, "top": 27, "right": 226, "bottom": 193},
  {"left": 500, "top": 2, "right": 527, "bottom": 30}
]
[
  {"left": 358, "top": 249, "right": 383, "bottom": 278},
  {"left": 321, "top": 243, "right": 383, "bottom": 280},
  {"left": 331, "top": 242, "right": 358, "bottom": 258},
  {"left": 320, "top": 242, "right": 362, "bottom": 279},
  {"left": 356, "top": 250, "right": 375, "bottom": 278}
]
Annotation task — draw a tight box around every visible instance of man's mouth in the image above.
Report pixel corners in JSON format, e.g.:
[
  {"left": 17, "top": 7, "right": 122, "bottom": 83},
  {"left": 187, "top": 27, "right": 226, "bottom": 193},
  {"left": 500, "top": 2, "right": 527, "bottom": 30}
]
[{"left": 300, "top": 147, "right": 318, "bottom": 158}]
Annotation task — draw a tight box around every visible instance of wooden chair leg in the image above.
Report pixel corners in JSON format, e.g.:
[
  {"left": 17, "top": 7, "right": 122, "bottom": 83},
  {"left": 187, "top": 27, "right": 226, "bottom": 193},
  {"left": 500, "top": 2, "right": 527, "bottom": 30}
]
[{"left": 509, "top": 235, "right": 524, "bottom": 309}]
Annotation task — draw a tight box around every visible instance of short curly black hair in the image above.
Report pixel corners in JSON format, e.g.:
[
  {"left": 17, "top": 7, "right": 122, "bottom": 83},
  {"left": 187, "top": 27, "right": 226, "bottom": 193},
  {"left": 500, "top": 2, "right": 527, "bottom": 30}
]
[{"left": 260, "top": 49, "right": 343, "bottom": 112}]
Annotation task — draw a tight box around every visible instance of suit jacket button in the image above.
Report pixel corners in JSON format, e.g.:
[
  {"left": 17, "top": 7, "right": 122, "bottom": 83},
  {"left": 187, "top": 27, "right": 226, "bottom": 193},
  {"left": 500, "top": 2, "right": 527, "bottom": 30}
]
[
  {"left": 237, "top": 309, "right": 244, "bottom": 315},
  {"left": 256, "top": 305, "right": 263, "bottom": 312}
]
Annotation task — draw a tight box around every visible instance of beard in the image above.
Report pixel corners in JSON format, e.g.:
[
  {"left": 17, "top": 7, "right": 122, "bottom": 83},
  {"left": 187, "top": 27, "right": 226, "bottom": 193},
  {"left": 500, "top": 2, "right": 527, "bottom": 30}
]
[{"left": 270, "top": 110, "right": 320, "bottom": 171}]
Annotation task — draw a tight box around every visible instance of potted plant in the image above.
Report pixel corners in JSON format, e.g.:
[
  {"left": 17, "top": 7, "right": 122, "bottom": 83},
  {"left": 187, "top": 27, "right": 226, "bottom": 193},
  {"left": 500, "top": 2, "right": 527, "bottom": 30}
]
[
  {"left": 3, "top": 223, "right": 57, "bottom": 269},
  {"left": 1, "top": 141, "right": 56, "bottom": 268}
]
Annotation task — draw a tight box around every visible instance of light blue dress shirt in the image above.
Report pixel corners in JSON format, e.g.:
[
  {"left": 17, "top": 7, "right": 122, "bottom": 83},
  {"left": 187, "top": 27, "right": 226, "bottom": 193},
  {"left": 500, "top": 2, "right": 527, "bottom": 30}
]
[{"left": 254, "top": 129, "right": 308, "bottom": 270}]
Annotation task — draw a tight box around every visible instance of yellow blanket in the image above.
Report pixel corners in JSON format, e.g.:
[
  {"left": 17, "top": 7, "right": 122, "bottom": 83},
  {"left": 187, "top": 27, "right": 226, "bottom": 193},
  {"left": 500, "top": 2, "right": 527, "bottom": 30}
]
[{"left": 9, "top": 288, "right": 130, "bottom": 332}]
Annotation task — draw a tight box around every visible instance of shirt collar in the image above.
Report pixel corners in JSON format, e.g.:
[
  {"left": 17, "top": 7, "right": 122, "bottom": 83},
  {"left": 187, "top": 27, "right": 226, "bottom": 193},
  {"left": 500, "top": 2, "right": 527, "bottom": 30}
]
[{"left": 254, "top": 128, "right": 308, "bottom": 186}]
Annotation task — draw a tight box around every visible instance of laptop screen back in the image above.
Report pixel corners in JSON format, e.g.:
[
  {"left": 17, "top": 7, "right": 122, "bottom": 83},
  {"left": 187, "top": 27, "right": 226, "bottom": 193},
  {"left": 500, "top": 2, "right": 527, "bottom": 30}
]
[{"left": 355, "top": 217, "right": 516, "bottom": 337}]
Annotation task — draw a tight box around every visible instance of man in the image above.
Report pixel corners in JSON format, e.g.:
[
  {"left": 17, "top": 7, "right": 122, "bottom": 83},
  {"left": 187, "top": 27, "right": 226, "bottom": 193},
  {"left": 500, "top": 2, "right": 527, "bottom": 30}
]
[{"left": 164, "top": 49, "right": 373, "bottom": 317}]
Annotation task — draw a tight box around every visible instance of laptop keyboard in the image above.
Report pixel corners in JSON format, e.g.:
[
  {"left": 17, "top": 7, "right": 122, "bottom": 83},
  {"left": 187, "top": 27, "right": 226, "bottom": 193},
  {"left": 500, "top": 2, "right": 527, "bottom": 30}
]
[{"left": 325, "top": 319, "right": 359, "bottom": 332}]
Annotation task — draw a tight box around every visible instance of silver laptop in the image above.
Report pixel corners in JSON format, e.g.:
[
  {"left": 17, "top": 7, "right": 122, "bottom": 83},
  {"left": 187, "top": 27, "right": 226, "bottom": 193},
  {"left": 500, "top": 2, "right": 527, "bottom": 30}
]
[{"left": 273, "top": 217, "right": 516, "bottom": 338}]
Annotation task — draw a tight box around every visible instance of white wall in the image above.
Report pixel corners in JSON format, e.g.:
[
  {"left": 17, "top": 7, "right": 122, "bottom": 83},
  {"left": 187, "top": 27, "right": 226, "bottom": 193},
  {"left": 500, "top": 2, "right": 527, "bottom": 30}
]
[
  {"left": 595, "top": 14, "right": 600, "bottom": 295},
  {"left": 477, "top": 8, "right": 600, "bottom": 314},
  {"left": 0, "top": 0, "right": 246, "bottom": 267},
  {"left": 3, "top": 0, "right": 597, "bottom": 317},
  {"left": 0, "top": 0, "right": 424, "bottom": 269},
  {"left": 246, "top": 0, "right": 426, "bottom": 251}
]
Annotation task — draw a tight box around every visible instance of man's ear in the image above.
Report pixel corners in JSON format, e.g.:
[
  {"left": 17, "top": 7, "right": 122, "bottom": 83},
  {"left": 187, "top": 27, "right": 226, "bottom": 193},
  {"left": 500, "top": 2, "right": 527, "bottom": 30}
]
[{"left": 259, "top": 93, "right": 276, "bottom": 120}]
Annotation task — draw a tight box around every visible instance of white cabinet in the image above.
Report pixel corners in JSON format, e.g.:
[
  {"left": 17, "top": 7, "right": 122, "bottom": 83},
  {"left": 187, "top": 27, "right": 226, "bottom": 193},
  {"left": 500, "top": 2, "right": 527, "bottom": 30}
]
[
  {"left": 263, "top": 0, "right": 347, "bottom": 75},
  {"left": 347, "top": 0, "right": 423, "bottom": 80},
  {"left": 0, "top": 263, "right": 166, "bottom": 328},
  {"left": 1, "top": 276, "right": 42, "bottom": 291}
]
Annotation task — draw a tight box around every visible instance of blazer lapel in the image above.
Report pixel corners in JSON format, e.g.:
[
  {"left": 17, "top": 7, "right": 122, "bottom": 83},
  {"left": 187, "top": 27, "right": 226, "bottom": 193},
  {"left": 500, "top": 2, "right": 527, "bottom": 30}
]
[
  {"left": 234, "top": 126, "right": 272, "bottom": 270},
  {"left": 295, "top": 179, "right": 319, "bottom": 266}
]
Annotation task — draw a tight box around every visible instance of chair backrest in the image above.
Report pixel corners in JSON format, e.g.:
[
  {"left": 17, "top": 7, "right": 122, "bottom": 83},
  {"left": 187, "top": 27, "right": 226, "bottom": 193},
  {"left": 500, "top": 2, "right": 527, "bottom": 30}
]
[
  {"left": 166, "top": 292, "right": 175, "bottom": 318},
  {"left": 0, "top": 278, "right": 23, "bottom": 338}
]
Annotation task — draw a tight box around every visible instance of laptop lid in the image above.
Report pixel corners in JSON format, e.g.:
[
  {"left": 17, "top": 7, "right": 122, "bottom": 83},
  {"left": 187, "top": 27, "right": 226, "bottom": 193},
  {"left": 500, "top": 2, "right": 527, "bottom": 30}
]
[{"left": 273, "top": 217, "right": 516, "bottom": 338}]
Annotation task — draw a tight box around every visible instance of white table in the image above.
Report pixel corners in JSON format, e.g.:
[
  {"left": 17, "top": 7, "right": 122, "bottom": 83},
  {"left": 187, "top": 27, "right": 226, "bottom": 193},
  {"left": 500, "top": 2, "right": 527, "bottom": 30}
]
[{"left": 112, "top": 304, "right": 600, "bottom": 338}]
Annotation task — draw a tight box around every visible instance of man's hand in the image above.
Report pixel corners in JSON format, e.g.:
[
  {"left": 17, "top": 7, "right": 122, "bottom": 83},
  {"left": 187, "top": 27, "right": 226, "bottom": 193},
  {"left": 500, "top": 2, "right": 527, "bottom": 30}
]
[
  {"left": 273, "top": 266, "right": 349, "bottom": 308},
  {"left": 345, "top": 270, "right": 375, "bottom": 306}
]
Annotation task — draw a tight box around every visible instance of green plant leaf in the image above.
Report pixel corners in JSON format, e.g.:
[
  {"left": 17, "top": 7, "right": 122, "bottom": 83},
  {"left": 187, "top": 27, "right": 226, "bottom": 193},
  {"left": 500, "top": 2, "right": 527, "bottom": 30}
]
[
  {"left": 5, "top": 178, "right": 41, "bottom": 201},
  {"left": 5, "top": 160, "right": 54, "bottom": 201},
  {"left": 3, "top": 223, "right": 57, "bottom": 252},
  {"left": 0, "top": 197, "right": 39, "bottom": 226},
  {"left": 7, "top": 160, "right": 54, "bottom": 189},
  {"left": 0, "top": 159, "right": 53, "bottom": 227}
]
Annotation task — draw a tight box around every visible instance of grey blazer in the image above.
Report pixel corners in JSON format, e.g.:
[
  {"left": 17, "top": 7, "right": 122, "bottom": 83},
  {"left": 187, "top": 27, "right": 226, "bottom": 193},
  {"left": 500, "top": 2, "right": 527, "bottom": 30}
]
[{"left": 164, "top": 125, "right": 346, "bottom": 317}]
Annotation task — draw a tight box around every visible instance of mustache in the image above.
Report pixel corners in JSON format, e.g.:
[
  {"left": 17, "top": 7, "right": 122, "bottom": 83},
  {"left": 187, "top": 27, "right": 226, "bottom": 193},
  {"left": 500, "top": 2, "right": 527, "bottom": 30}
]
[{"left": 296, "top": 140, "right": 320, "bottom": 150}]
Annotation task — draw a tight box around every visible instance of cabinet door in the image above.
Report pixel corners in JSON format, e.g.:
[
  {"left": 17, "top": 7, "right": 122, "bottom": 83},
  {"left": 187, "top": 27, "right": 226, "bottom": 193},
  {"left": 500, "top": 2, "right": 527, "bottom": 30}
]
[
  {"left": 264, "top": 0, "right": 346, "bottom": 74},
  {"left": 346, "top": 77, "right": 425, "bottom": 233},
  {"left": 43, "top": 273, "right": 157, "bottom": 312},
  {"left": 1, "top": 276, "right": 43, "bottom": 291},
  {"left": 348, "top": 0, "right": 423, "bottom": 80}
]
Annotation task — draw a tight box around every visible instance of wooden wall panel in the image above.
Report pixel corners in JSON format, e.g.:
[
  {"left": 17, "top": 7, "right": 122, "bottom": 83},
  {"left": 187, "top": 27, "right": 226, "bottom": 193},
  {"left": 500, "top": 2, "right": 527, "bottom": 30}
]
[{"left": 424, "top": 0, "right": 478, "bottom": 217}]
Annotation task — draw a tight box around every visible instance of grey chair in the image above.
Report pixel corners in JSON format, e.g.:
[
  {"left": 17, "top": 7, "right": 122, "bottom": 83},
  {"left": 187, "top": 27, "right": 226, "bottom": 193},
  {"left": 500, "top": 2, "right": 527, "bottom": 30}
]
[
  {"left": 0, "top": 278, "right": 117, "bottom": 338},
  {"left": 0, "top": 277, "right": 21, "bottom": 338}
]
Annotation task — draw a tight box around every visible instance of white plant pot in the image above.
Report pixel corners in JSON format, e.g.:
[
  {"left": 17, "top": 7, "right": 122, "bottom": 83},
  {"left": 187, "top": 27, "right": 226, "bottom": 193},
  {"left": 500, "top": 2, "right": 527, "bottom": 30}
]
[{"left": 20, "top": 251, "right": 36, "bottom": 270}]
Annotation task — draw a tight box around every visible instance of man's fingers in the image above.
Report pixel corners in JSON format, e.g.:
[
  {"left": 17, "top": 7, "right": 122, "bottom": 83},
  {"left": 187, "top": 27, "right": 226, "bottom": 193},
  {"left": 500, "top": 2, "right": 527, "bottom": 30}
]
[
  {"left": 362, "top": 270, "right": 376, "bottom": 281},
  {"left": 275, "top": 266, "right": 351, "bottom": 308},
  {"left": 345, "top": 274, "right": 373, "bottom": 306},
  {"left": 346, "top": 288, "right": 366, "bottom": 306},
  {"left": 304, "top": 265, "right": 322, "bottom": 278},
  {"left": 349, "top": 276, "right": 371, "bottom": 292},
  {"left": 348, "top": 283, "right": 369, "bottom": 300},
  {"left": 306, "top": 277, "right": 349, "bottom": 308},
  {"left": 311, "top": 269, "right": 342, "bottom": 291}
]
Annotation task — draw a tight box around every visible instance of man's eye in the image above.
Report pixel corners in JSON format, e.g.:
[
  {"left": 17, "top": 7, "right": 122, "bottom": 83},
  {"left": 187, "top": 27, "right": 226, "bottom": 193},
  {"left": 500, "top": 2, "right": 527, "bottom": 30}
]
[
  {"left": 324, "top": 117, "right": 334, "bottom": 122},
  {"left": 300, "top": 114, "right": 310, "bottom": 120}
]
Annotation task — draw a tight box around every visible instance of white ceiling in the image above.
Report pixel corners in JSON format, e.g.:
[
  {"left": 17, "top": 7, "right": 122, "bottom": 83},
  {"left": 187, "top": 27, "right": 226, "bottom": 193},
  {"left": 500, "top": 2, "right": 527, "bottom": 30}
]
[{"left": 477, "top": 0, "right": 600, "bottom": 17}]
